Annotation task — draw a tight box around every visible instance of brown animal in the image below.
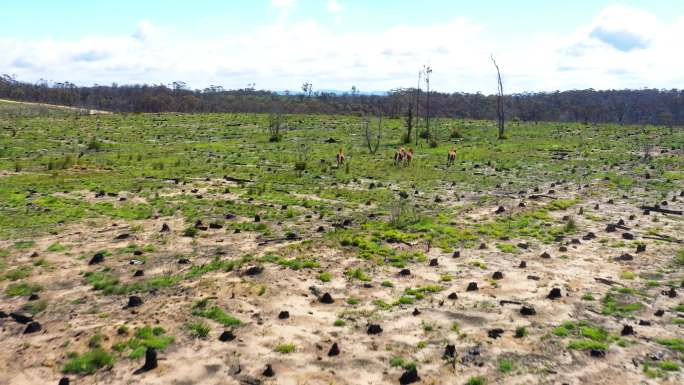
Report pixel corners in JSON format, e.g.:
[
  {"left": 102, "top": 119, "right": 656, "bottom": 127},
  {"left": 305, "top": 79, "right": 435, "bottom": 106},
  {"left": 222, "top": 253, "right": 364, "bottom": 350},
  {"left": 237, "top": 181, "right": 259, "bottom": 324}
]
[
  {"left": 394, "top": 147, "right": 406, "bottom": 166},
  {"left": 447, "top": 148, "right": 456, "bottom": 166},
  {"left": 336, "top": 148, "right": 345, "bottom": 168},
  {"left": 404, "top": 148, "right": 414, "bottom": 165}
]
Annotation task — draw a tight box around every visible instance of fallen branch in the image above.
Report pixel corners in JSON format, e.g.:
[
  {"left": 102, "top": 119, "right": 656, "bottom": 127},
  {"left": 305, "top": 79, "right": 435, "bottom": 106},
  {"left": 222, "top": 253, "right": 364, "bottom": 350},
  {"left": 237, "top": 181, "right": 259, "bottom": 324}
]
[
  {"left": 640, "top": 205, "right": 682, "bottom": 215},
  {"left": 594, "top": 277, "right": 619, "bottom": 286}
]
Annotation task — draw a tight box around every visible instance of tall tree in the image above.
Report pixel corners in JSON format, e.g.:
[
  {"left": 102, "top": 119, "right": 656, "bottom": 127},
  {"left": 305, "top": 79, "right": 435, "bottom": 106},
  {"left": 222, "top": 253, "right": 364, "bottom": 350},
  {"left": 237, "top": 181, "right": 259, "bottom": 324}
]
[{"left": 491, "top": 55, "right": 505, "bottom": 139}]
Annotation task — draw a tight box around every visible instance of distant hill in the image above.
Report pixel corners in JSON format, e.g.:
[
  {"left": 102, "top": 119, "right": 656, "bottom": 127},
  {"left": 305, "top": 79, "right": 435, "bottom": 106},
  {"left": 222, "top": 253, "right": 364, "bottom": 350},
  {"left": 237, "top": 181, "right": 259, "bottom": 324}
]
[{"left": 1, "top": 76, "right": 682, "bottom": 126}]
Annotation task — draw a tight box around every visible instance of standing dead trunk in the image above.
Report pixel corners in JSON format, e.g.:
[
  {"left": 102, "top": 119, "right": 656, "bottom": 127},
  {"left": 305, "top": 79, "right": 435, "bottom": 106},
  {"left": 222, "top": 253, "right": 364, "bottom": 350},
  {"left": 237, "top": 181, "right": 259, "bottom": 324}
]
[{"left": 491, "top": 55, "right": 505, "bottom": 139}]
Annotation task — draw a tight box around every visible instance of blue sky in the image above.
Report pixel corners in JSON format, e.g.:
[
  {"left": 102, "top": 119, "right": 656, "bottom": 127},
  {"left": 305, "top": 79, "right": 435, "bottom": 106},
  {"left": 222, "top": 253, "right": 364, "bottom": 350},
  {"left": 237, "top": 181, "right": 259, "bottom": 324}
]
[{"left": 1, "top": 1, "right": 683, "bottom": 92}]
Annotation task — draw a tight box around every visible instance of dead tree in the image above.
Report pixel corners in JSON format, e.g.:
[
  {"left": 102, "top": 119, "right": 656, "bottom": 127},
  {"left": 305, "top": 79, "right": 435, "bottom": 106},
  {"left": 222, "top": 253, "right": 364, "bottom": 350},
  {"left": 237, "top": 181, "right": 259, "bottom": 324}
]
[
  {"left": 268, "top": 110, "right": 283, "bottom": 142},
  {"left": 415, "top": 70, "right": 422, "bottom": 146},
  {"left": 491, "top": 55, "right": 505, "bottom": 139},
  {"left": 405, "top": 102, "right": 413, "bottom": 144},
  {"left": 364, "top": 115, "right": 382, "bottom": 154},
  {"left": 423, "top": 65, "right": 433, "bottom": 143}
]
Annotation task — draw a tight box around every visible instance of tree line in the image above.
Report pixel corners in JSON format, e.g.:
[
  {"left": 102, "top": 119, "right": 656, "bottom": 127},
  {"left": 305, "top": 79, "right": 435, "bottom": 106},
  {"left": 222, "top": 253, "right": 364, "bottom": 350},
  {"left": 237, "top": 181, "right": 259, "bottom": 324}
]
[{"left": 1, "top": 75, "right": 682, "bottom": 126}]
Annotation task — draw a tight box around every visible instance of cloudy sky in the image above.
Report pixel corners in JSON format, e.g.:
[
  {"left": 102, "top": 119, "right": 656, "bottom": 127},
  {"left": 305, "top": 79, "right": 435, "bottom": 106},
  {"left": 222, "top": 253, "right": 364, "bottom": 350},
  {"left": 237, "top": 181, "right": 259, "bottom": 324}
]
[{"left": 1, "top": 0, "right": 683, "bottom": 93}]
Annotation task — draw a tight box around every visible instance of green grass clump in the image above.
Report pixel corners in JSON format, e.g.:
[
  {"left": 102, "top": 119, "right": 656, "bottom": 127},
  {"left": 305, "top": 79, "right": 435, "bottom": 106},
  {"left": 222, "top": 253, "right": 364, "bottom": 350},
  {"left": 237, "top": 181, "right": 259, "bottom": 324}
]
[
  {"left": 191, "top": 299, "right": 241, "bottom": 326},
  {"left": 389, "top": 356, "right": 416, "bottom": 371},
  {"left": 345, "top": 268, "right": 371, "bottom": 282},
  {"left": 318, "top": 271, "right": 332, "bottom": 282},
  {"left": 381, "top": 280, "right": 394, "bottom": 287},
  {"left": 498, "top": 358, "right": 513, "bottom": 373},
  {"left": 46, "top": 242, "right": 67, "bottom": 252},
  {"left": 466, "top": 376, "right": 486, "bottom": 385},
  {"left": 333, "top": 319, "right": 346, "bottom": 327},
  {"left": 62, "top": 349, "right": 115, "bottom": 374},
  {"left": 261, "top": 253, "right": 319, "bottom": 270},
  {"left": 673, "top": 304, "right": 684, "bottom": 312},
  {"left": 601, "top": 293, "right": 642, "bottom": 315},
  {"left": 581, "top": 293, "right": 595, "bottom": 301},
  {"left": 274, "top": 343, "right": 296, "bottom": 354},
  {"left": 186, "top": 321, "right": 210, "bottom": 338},
  {"left": 5, "top": 282, "right": 42, "bottom": 296},
  {"left": 124, "top": 326, "right": 175, "bottom": 359},
  {"left": 567, "top": 339, "right": 608, "bottom": 351},
  {"left": 495, "top": 243, "right": 518, "bottom": 254},
  {"left": 656, "top": 338, "right": 684, "bottom": 352},
  {"left": 659, "top": 361, "right": 680, "bottom": 371},
  {"left": 346, "top": 297, "right": 359, "bottom": 305},
  {"left": 619, "top": 271, "right": 636, "bottom": 280},
  {"left": 4, "top": 266, "right": 32, "bottom": 280}
]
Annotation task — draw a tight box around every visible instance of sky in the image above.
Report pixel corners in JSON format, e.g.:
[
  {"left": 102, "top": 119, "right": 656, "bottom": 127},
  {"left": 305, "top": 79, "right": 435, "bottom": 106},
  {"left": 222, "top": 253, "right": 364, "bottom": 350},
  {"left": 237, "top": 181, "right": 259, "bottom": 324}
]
[{"left": 1, "top": 0, "right": 683, "bottom": 93}]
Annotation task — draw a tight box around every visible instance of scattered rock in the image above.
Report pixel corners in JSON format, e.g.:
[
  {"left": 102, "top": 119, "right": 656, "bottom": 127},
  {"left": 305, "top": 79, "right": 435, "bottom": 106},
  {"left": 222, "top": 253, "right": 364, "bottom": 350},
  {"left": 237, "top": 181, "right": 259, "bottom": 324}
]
[
  {"left": 615, "top": 253, "right": 633, "bottom": 261},
  {"left": 28, "top": 293, "right": 39, "bottom": 301},
  {"left": 527, "top": 275, "right": 540, "bottom": 281},
  {"left": 399, "top": 269, "right": 411, "bottom": 276},
  {"left": 540, "top": 252, "right": 551, "bottom": 259},
  {"left": 547, "top": 288, "right": 562, "bottom": 300},
  {"left": 466, "top": 282, "right": 478, "bottom": 292},
  {"left": 88, "top": 252, "right": 104, "bottom": 265},
  {"left": 582, "top": 232, "right": 596, "bottom": 241},
  {"left": 443, "top": 344, "right": 456, "bottom": 359},
  {"left": 663, "top": 287, "right": 677, "bottom": 298},
  {"left": 278, "top": 311, "right": 289, "bottom": 320},
  {"left": 160, "top": 223, "right": 170, "bottom": 232},
  {"left": 23, "top": 321, "right": 42, "bottom": 334},
  {"left": 654, "top": 309, "right": 664, "bottom": 317},
  {"left": 492, "top": 271, "right": 503, "bottom": 280},
  {"left": 590, "top": 349, "right": 605, "bottom": 358},
  {"left": 520, "top": 306, "right": 536, "bottom": 316},
  {"left": 518, "top": 261, "right": 527, "bottom": 268},
  {"left": 327, "top": 342, "right": 340, "bottom": 357},
  {"left": 639, "top": 320, "right": 651, "bottom": 326},
  {"left": 447, "top": 292, "right": 458, "bottom": 300},
  {"left": 488, "top": 328, "right": 504, "bottom": 339},
  {"left": 495, "top": 206, "right": 505, "bottom": 214},
  {"left": 115, "top": 233, "right": 130, "bottom": 240},
  {"left": 133, "top": 348, "right": 158, "bottom": 374},
  {"left": 605, "top": 224, "right": 617, "bottom": 232},
  {"left": 243, "top": 265, "right": 264, "bottom": 276},
  {"left": 399, "top": 368, "right": 420, "bottom": 385},
  {"left": 622, "top": 233, "right": 634, "bottom": 240},
  {"left": 429, "top": 258, "right": 438, "bottom": 267},
  {"left": 452, "top": 251, "right": 460, "bottom": 258},
  {"left": 319, "top": 293, "right": 334, "bottom": 304},
  {"left": 177, "top": 258, "right": 191, "bottom": 264},
  {"left": 219, "top": 330, "right": 236, "bottom": 342},
  {"left": 133, "top": 269, "right": 144, "bottom": 277},
  {"left": 517, "top": 243, "right": 529, "bottom": 249},
  {"left": 621, "top": 325, "right": 634, "bottom": 336},
  {"left": 254, "top": 215, "right": 261, "bottom": 222},
  {"left": 636, "top": 244, "right": 646, "bottom": 253},
  {"left": 367, "top": 324, "right": 383, "bottom": 335},
  {"left": 58, "top": 378, "right": 69, "bottom": 385},
  {"left": 559, "top": 246, "right": 568, "bottom": 252},
  {"left": 9, "top": 312, "right": 32, "bottom": 324},
  {"left": 412, "top": 308, "right": 421, "bottom": 316},
  {"left": 126, "top": 296, "right": 143, "bottom": 308},
  {"left": 478, "top": 243, "right": 487, "bottom": 250}
]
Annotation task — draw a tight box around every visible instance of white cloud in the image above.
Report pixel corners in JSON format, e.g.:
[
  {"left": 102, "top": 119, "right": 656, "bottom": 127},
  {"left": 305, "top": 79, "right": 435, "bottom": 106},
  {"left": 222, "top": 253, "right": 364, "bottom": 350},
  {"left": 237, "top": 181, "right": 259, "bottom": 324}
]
[
  {"left": 270, "top": 0, "right": 297, "bottom": 16},
  {"left": 327, "top": 0, "right": 343, "bottom": 13},
  {"left": 1, "top": 5, "right": 683, "bottom": 93}
]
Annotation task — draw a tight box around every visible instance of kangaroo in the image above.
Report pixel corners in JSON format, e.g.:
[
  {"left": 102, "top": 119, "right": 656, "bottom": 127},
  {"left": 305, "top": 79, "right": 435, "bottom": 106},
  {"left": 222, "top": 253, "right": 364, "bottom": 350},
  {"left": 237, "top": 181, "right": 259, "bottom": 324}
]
[
  {"left": 336, "top": 147, "right": 345, "bottom": 168},
  {"left": 404, "top": 148, "right": 414, "bottom": 165},
  {"left": 447, "top": 148, "right": 456, "bottom": 167},
  {"left": 394, "top": 147, "right": 406, "bottom": 166}
]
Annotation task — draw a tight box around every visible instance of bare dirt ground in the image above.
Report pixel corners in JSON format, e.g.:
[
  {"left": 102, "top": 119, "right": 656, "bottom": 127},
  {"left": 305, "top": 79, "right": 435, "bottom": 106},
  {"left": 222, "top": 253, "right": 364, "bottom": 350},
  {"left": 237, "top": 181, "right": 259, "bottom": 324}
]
[{"left": 1, "top": 178, "right": 682, "bottom": 385}]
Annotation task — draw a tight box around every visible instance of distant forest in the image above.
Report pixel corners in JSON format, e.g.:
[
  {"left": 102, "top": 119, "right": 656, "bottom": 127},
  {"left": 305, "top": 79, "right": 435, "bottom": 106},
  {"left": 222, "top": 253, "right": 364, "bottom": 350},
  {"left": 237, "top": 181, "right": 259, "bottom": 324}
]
[{"left": 1, "top": 75, "right": 682, "bottom": 126}]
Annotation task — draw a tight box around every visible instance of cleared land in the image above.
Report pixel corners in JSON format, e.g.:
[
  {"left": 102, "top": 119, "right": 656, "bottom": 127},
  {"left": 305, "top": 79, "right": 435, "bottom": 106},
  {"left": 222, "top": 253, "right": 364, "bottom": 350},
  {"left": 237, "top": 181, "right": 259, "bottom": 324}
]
[{"left": 0, "top": 108, "right": 683, "bottom": 385}]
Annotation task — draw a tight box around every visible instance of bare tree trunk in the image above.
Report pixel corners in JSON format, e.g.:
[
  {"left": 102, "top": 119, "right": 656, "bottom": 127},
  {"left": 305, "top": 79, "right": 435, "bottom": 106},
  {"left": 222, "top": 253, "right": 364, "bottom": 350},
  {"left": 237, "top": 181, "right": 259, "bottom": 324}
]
[
  {"left": 424, "top": 65, "right": 432, "bottom": 143},
  {"left": 364, "top": 115, "right": 382, "bottom": 154},
  {"left": 491, "top": 55, "right": 505, "bottom": 139},
  {"left": 415, "top": 71, "right": 421, "bottom": 146}
]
